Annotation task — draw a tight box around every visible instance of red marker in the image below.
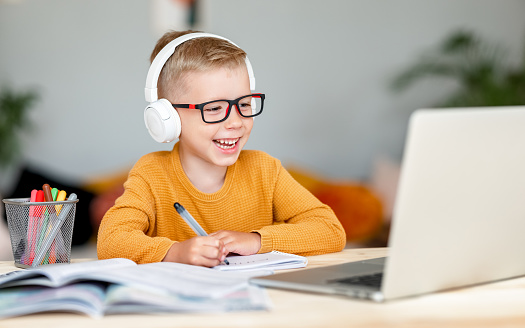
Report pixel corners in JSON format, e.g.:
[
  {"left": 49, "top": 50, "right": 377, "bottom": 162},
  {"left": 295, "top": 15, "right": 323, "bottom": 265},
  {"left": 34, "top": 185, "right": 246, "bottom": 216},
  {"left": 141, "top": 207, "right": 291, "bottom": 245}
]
[
  {"left": 36, "top": 190, "right": 44, "bottom": 202},
  {"left": 27, "top": 190, "right": 38, "bottom": 265},
  {"left": 34, "top": 190, "right": 45, "bottom": 264}
]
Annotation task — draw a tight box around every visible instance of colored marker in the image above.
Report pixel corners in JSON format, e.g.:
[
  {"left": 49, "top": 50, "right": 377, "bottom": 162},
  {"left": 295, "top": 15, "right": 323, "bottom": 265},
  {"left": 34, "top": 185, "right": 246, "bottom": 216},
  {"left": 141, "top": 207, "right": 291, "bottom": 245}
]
[
  {"left": 41, "top": 184, "right": 56, "bottom": 264},
  {"left": 48, "top": 188, "right": 59, "bottom": 264},
  {"left": 51, "top": 188, "right": 58, "bottom": 203},
  {"left": 33, "top": 193, "right": 77, "bottom": 267},
  {"left": 55, "top": 190, "right": 67, "bottom": 214},
  {"left": 27, "top": 189, "right": 39, "bottom": 265},
  {"left": 34, "top": 190, "right": 45, "bottom": 261},
  {"left": 42, "top": 184, "right": 56, "bottom": 214},
  {"left": 54, "top": 190, "right": 67, "bottom": 262}
]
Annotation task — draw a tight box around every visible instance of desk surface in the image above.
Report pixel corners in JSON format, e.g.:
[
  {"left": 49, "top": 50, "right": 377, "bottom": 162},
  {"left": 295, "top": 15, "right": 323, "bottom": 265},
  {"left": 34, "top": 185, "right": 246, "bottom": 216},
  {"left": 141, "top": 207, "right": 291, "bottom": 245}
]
[{"left": 1, "top": 248, "right": 525, "bottom": 328}]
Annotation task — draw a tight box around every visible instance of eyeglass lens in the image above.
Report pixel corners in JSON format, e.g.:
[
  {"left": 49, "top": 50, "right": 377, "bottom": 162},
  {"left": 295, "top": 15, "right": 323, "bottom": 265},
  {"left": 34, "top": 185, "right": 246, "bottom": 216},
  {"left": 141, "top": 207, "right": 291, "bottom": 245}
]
[{"left": 202, "top": 95, "right": 263, "bottom": 123}]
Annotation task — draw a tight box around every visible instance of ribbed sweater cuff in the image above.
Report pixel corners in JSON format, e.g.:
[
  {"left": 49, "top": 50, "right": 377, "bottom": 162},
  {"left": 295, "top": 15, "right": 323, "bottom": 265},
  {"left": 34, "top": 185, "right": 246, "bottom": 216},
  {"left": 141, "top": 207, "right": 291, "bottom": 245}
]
[
  {"left": 152, "top": 239, "right": 177, "bottom": 263},
  {"left": 253, "top": 230, "right": 272, "bottom": 254}
]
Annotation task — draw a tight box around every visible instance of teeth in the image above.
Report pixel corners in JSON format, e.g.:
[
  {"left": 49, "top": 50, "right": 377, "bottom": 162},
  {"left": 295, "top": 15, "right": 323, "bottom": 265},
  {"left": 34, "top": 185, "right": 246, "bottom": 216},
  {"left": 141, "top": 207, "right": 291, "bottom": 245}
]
[{"left": 214, "top": 139, "right": 238, "bottom": 149}]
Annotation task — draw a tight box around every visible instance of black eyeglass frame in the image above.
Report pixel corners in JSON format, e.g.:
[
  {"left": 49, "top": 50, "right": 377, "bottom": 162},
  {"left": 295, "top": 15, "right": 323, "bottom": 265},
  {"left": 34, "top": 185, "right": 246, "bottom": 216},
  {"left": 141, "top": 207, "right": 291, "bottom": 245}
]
[{"left": 172, "top": 93, "right": 265, "bottom": 124}]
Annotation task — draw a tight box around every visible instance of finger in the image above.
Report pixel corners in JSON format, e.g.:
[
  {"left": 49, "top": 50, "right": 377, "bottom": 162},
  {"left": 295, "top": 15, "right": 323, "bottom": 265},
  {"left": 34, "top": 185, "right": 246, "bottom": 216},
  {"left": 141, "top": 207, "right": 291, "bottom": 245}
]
[
  {"left": 212, "top": 232, "right": 235, "bottom": 245},
  {"left": 223, "top": 241, "right": 240, "bottom": 255},
  {"left": 218, "top": 244, "right": 229, "bottom": 260},
  {"left": 197, "top": 236, "right": 223, "bottom": 248},
  {"left": 209, "top": 230, "right": 228, "bottom": 239},
  {"left": 186, "top": 247, "right": 222, "bottom": 267},
  {"left": 199, "top": 244, "right": 225, "bottom": 260},
  {"left": 193, "top": 255, "right": 222, "bottom": 268},
  {"left": 216, "top": 243, "right": 230, "bottom": 262}
]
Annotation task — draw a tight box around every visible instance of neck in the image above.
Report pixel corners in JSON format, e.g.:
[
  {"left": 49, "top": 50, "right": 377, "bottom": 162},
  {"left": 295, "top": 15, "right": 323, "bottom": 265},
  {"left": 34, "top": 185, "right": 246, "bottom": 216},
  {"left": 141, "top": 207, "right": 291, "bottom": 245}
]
[{"left": 178, "top": 146, "right": 228, "bottom": 194}]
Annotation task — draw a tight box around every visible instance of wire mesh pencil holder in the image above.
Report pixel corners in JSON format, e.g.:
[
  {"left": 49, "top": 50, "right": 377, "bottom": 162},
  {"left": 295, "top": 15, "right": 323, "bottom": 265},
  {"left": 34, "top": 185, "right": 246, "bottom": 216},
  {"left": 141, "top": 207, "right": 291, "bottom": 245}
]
[{"left": 2, "top": 198, "right": 78, "bottom": 268}]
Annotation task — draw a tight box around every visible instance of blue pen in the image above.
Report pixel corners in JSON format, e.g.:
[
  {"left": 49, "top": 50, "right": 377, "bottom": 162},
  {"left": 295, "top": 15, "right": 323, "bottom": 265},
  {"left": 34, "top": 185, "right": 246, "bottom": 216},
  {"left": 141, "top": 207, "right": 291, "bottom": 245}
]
[{"left": 174, "top": 202, "right": 229, "bottom": 265}]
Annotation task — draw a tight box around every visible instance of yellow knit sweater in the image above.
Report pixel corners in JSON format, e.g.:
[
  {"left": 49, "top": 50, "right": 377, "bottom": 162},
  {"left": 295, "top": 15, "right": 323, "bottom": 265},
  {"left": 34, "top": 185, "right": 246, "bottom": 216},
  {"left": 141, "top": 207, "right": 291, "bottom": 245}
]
[{"left": 97, "top": 143, "right": 346, "bottom": 264}]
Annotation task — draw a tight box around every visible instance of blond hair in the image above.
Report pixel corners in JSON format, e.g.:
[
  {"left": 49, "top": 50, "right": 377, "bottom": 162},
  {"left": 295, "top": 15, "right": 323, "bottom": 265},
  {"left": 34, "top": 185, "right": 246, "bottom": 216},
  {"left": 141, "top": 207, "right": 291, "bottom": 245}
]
[{"left": 150, "top": 30, "right": 247, "bottom": 100}]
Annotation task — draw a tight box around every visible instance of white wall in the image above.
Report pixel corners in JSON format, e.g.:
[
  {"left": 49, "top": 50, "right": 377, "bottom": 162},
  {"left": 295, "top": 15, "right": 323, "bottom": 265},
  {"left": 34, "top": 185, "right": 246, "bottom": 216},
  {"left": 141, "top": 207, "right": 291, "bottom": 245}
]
[
  {"left": 201, "top": 0, "right": 525, "bottom": 180},
  {"left": 1, "top": 0, "right": 524, "bottom": 189},
  {"left": 0, "top": 0, "right": 160, "bottom": 187}
]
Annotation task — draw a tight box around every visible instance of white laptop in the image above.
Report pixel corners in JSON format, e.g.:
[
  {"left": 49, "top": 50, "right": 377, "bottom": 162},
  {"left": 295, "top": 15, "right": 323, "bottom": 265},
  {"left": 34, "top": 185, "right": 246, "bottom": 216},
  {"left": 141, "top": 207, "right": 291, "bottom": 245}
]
[{"left": 250, "top": 106, "right": 525, "bottom": 302}]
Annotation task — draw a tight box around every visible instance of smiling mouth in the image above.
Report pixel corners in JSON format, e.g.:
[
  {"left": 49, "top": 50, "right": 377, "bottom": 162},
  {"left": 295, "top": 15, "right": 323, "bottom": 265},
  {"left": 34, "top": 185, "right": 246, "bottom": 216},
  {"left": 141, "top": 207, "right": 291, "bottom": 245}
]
[{"left": 214, "top": 138, "right": 240, "bottom": 150}]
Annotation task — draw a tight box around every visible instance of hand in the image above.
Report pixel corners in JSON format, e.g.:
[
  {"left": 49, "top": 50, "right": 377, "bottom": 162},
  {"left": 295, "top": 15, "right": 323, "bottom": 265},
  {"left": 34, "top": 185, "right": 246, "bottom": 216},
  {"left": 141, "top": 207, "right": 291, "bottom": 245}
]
[
  {"left": 209, "top": 231, "right": 261, "bottom": 256},
  {"left": 162, "top": 236, "right": 228, "bottom": 267}
]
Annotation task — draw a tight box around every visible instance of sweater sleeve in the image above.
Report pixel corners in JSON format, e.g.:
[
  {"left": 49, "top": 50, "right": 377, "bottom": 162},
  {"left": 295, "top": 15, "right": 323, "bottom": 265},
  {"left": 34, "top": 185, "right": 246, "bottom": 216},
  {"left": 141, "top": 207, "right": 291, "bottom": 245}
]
[
  {"left": 253, "top": 164, "right": 346, "bottom": 256},
  {"left": 97, "top": 167, "right": 175, "bottom": 264}
]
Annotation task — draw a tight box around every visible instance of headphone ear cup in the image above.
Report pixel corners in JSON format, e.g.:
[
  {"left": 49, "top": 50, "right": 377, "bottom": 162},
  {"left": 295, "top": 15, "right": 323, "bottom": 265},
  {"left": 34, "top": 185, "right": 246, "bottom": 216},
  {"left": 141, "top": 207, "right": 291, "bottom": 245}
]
[{"left": 144, "top": 99, "right": 181, "bottom": 143}]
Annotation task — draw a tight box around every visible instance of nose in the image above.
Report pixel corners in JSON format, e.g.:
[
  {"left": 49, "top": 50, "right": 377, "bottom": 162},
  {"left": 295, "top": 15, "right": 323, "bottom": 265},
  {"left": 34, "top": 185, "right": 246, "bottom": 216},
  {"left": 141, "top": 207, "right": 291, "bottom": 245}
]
[{"left": 224, "top": 104, "right": 243, "bottom": 128}]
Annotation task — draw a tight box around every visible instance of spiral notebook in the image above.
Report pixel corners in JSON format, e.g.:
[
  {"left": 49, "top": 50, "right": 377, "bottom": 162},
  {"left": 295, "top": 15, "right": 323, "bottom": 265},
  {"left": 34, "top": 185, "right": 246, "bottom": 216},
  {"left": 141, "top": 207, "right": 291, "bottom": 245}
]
[{"left": 213, "top": 251, "right": 307, "bottom": 271}]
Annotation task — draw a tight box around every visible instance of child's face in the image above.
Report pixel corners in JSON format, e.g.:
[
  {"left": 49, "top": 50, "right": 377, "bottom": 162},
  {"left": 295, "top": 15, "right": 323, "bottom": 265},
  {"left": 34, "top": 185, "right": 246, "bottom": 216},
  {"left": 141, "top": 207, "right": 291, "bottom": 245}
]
[{"left": 174, "top": 65, "right": 253, "bottom": 170}]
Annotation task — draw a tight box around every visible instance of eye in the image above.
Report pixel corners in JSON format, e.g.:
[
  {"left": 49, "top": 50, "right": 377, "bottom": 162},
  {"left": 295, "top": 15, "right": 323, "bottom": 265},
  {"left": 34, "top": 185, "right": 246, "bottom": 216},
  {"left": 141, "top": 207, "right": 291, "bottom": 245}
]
[
  {"left": 203, "top": 103, "right": 225, "bottom": 113},
  {"left": 239, "top": 100, "right": 252, "bottom": 111}
]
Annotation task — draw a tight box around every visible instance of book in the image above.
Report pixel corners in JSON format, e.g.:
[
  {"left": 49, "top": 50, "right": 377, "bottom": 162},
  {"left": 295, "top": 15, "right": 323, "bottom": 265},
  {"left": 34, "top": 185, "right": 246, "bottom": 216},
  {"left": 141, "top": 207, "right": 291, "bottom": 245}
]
[
  {"left": 214, "top": 251, "right": 308, "bottom": 271},
  {"left": 0, "top": 258, "right": 272, "bottom": 318},
  {"left": 0, "top": 282, "right": 270, "bottom": 318}
]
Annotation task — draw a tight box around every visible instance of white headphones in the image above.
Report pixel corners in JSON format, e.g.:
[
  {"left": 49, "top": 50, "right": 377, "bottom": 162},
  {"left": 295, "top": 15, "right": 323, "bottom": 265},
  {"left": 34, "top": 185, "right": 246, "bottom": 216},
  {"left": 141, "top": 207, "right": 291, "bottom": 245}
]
[{"left": 144, "top": 32, "right": 256, "bottom": 143}]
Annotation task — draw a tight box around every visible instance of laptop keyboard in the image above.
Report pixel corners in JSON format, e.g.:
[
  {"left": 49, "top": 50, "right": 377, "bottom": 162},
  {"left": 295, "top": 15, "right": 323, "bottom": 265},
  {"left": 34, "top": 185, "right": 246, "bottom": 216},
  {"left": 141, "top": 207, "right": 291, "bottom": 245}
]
[{"left": 331, "top": 272, "right": 383, "bottom": 288}]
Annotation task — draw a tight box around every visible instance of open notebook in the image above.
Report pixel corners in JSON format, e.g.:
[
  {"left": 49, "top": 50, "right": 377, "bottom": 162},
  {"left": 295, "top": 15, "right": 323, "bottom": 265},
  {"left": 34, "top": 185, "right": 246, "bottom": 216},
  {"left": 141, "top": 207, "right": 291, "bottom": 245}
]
[{"left": 213, "top": 251, "right": 307, "bottom": 271}]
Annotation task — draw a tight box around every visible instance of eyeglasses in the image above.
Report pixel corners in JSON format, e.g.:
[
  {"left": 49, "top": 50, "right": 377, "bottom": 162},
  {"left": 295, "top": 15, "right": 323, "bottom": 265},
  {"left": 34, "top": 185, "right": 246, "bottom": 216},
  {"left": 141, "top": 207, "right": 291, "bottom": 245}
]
[{"left": 172, "top": 93, "right": 265, "bottom": 124}]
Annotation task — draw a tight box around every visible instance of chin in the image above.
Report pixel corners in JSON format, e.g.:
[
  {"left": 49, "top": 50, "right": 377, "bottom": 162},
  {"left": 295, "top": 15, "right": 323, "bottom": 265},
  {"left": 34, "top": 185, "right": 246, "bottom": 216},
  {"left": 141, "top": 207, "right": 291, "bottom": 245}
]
[{"left": 213, "top": 153, "right": 241, "bottom": 167}]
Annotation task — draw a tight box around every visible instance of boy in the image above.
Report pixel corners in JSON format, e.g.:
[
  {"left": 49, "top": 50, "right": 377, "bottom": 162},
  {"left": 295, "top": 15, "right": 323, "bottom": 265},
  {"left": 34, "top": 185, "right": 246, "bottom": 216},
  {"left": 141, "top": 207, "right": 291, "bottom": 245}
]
[{"left": 97, "top": 30, "right": 346, "bottom": 267}]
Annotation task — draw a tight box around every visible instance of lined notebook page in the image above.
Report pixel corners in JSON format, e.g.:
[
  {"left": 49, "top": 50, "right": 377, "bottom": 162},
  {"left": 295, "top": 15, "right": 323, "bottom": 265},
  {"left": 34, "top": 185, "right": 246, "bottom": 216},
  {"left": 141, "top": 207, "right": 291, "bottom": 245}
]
[{"left": 213, "top": 251, "right": 307, "bottom": 271}]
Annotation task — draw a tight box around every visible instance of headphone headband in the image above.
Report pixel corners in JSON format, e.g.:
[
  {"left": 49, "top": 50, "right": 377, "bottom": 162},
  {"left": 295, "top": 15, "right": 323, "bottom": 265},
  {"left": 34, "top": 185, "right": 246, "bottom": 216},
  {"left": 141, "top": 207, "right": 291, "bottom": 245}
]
[{"left": 144, "top": 32, "right": 255, "bottom": 103}]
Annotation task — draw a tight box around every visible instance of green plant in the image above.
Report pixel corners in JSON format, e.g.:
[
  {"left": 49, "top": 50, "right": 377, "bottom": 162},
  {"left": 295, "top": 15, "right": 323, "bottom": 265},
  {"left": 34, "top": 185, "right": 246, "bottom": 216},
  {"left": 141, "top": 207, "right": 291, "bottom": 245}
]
[
  {"left": 0, "top": 86, "right": 39, "bottom": 168},
  {"left": 391, "top": 30, "right": 525, "bottom": 107}
]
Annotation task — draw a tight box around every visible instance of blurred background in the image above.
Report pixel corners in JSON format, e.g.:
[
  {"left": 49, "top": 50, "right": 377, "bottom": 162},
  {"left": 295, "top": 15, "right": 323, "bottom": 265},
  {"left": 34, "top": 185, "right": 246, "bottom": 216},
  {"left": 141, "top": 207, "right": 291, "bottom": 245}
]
[{"left": 1, "top": 0, "right": 525, "bottom": 259}]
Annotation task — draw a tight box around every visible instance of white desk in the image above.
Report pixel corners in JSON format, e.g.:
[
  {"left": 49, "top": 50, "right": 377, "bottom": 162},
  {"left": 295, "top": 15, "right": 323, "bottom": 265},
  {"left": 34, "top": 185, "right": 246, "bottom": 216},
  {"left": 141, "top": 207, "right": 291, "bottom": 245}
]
[{"left": 1, "top": 248, "right": 525, "bottom": 328}]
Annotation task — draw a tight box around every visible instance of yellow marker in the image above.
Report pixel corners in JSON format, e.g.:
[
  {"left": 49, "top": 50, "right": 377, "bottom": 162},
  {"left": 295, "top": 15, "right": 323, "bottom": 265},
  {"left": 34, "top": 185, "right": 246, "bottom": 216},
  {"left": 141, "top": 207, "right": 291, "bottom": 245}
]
[
  {"left": 48, "top": 188, "right": 60, "bottom": 264},
  {"left": 55, "top": 190, "right": 67, "bottom": 214},
  {"left": 50, "top": 190, "right": 66, "bottom": 264}
]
